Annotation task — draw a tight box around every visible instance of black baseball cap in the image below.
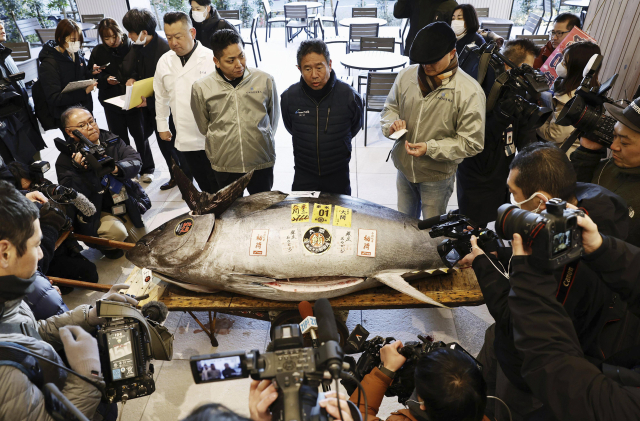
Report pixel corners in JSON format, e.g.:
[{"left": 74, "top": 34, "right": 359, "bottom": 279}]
[
  {"left": 604, "top": 97, "right": 640, "bottom": 133},
  {"left": 409, "top": 22, "right": 457, "bottom": 65}
]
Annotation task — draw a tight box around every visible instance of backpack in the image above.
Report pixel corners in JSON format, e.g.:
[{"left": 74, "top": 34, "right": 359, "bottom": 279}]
[{"left": 31, "top": 58, "right": 58, "bottom": 131}]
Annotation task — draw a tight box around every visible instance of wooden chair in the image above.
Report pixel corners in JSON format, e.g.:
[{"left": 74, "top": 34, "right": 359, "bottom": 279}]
[
  {"left": 284, "top": 5, "right": 312, "bottom": 47},
  {"left": 15, "top": 17, "right": 43, "bottom": 45},
  {"left": 352, "top": 7, "right": 377, "bottom": 18},
  {"left": 522, "top": 13, "right": 542, "bottom": 35},
  {"left": 481, "top": 22, "right": 513, "bottom": 40},
  {"left": 357, "top": 37, "right": 395, "bottom": 93},
  {"left": 81, "top": 14, "right": 103, "bottom": 49},
  {"left": 262, "top": 0, "right": 286, "bottom": 42},
  {"left": 219, "top": 10, "right": 242, "bottom": 31},
  {"left": 540, "top": 0, "right": 555, "bottom": 35},
  {"left": 348, "top": 23, "right": 379, "bottom": 53},
  {"left": 516, "top": 34, "right": 550, "bottom": 48},
  {"left": 314, "top": 15, "right": 348, "bottom": 46},
  {"left": 3, "top": 42, "right": 31, "bottom": 62},
  {"left": 317, "top": 0, "right": 339, "bottom": 36},
  {"left": 475, "top": 8, "right": 489, "bottom": 17},
  {"left": 364, "top": 72, "right": 398, "bottom": 146},
  {"left": 35, "top": 28, "right": 57, "bottom": 45},
  {"left": 243, "top": 15, "right": 262, "bottom": 67}
]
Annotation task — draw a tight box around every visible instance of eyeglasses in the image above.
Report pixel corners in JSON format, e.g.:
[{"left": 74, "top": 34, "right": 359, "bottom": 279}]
[
  {"left": 66, "top": 119, "right": 97, "bottom": 130},
  {"left": 548, "top": 30, "right": 570, "bottom": 38}
]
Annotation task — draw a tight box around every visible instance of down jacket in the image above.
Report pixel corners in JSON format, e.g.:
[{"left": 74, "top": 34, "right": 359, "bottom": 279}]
[
  {"left": 281, "top": 71, "right": 363, "bottom": 176},
  {"left": 0, "top": 286, "right": 103, "bottom": 420}
]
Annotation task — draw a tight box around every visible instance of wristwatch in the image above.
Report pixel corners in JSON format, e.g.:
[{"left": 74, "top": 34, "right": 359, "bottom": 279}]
[{"left": 378, "top": 363, "right": 396, "bottom": 379}]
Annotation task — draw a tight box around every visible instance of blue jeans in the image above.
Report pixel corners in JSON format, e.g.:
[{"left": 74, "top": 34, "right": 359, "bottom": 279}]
[{"left": 396, "top": 171, "right": 455, "bottom": 219}]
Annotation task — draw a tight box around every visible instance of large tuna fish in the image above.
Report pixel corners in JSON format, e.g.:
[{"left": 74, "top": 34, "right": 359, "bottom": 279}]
[{"left": 126, "top": 166, "right": 449, "bottom": 307}]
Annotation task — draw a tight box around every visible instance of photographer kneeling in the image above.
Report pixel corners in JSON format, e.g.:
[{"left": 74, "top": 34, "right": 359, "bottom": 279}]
[
  {"left": 508, "top": 214, "right": 640, "bottom": 420},
  {"left": 55, "top": 106, "right": 150, "bottom": 259},
  {"left": 0, "top": 181, "right": 137, "bottom": 420}
]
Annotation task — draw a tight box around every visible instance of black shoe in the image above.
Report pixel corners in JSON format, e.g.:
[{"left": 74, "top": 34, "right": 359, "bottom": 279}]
[
  {"left": 160, "top": 178, "right": 177, "bottom": 190},
  {"left": 101, "top": 249, "right": 124, "bottom": 259}
]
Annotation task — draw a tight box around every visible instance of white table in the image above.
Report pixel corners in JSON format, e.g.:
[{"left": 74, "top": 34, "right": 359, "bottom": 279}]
[
  {"left": 339, "top": 17, "right": 387, "bottom": 27},
  {"left": 478, "top": 17, "right": 514, "bottom": 25},
  {"left": 226, "top": 18, "right": 243, "bottom": 30},
  {"left": 285, "top": 1, "right": 323, "bottom": 9},
  {"left": 564, "top": 0, "right": 590, "bottom": 7},
  {"left": 340, "top": 51, "right": 408, "bottom": 71}
]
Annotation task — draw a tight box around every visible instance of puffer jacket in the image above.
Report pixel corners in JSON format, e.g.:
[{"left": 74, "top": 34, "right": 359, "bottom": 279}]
[
  {"left": 191, "top": 67, "right": 279, "bottom": 173},
  {"left": 280, "top": 70, "right": 363, "bottom": 176},
  {"left": 24, "top": 271, "right": 69, "bottom": 320},
  {"left": 381, "top": 65, "right": 485, "bottom": 183},
  {"left": 191, "top": 9, "right": 237, "bottom": 49},
  {"left": 37, "top": 40, "right": 93, "bottom": 120},
  {"left": 0, "top": 285, "right": 103, "bottom": 420}
]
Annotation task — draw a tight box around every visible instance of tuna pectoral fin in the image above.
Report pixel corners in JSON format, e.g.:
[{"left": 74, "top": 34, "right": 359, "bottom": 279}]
[
  {"left": 172, "top": 160, "right": 254, "bottom": 216},
  {"left": 370, "top": 270, "right": 448, "bottom": 308}
]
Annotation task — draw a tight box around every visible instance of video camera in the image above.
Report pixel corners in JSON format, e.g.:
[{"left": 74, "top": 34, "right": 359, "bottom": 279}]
[
  {"left": 418, "top": 212, "right": 501, "bottom": 268},
  {"left": 94, "top": 299, "right": 174, "bottom": 403},
  {"left": 459, "top": 42, "right": 552, "bottom": 130},
  {"left": 496, "top": 198, "right": 584, "bottom": 270},
  {"left": 189, "top": 299, "right": 349, "bottom": 421},
  {"left": 340, "top": 324, "right": 479, "bottom": 405},
  {"left": 0, "top": 71, "right": 25, "bottom": 119},
  {"left": 556, "top": 54, "right": 620, "bottom": 148},
  {"left": 54, "top": 130, "right": 116, "bottom": 178}
]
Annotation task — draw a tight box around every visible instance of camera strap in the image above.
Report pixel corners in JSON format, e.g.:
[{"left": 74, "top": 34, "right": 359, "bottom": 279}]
[
  {"left": 0, "top": 322, "right": 43, "bottom": 341},
  {"left": 556, "top": 261, "right": 580, "bottom": 305}
]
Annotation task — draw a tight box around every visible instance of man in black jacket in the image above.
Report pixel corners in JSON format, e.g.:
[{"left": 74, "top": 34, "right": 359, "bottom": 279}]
[
  {"left": 55, "top": 107, "right": 149, "bottom": 259},
  {"left": 189, "top": 0, "right": 237, "bottom": 50},
  {"left": 281, "top": 40, "right": 363, "bottom": 195},
  {"left": 509, "top": 215, "right": 640, "bottom": 421},
  {"left": 463, "top": 143, "right": 637, "bottom": 420},
  {"left": 122, "top": 8, "right": 192, "bottom": 191},
  {"left": 0, "top": 20, "right": 46, "bottom": 164}
]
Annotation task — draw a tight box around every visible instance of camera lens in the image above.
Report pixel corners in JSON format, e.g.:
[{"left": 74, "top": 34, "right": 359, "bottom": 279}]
[{"left": 496, "top": 204, "right": 543, "bottom": 241}]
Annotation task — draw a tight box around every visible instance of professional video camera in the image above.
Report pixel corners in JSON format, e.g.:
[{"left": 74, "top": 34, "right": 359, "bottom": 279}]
[
  {"left": 54, "top": 129, "right": 116, "bottom": 178},
  {"left": 340, "top": 324, "right": 479, "bottom": 405},
  {"left": 189, "top": 299, "right": 350, "bottom": 421},
  {"left": 0, "top": 71, "right": 25, "bottom": 119},
  {"left": 556, "top": 54, "right": 620, "bottom": 148},
  {"left": 94, "top": 299, "right": 173, "bottom": 404},
  {"left": 496, "top": 198, "right": 584, "bottom": 270},
  {"left": 418, "top": 212, "right": 501, "bottom": 268},
  {"left": 459, "top": 42, "right": 552, "bottom": 129}
]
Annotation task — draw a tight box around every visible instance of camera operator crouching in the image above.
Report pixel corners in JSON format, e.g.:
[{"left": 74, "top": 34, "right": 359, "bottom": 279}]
[{"left": 55, "top": 106, "right": 150, "bottom": 259}]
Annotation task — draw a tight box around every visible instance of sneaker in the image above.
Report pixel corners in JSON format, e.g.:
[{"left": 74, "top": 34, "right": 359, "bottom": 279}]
[
  {"left": 101, "top": 249, "right": 125, "bottom": 259},
  {"left": 160, "top": 178, "right": 177, "bottom": 190},
  {"left": 140, "top": 173, "right": 155, "bottom": 183}
]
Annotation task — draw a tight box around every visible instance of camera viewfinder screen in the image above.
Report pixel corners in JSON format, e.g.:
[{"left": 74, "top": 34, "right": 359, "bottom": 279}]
[
  {"left": 196, "top": 356, "right": 243, "bottom": 382},
  {"left": 107, "top": 329, "right": 137, "bottom": 381},
  {"left": 552, "top": 230, "right": 572, "bottom": 256},
  {"left": 445, "top": 248, "right": 461, "bottom": 267}
]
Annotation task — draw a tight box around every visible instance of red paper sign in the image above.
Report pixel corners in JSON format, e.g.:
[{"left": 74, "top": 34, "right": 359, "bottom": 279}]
[{"left": 540, "top": 27, "right": 597, "bottom": 88}]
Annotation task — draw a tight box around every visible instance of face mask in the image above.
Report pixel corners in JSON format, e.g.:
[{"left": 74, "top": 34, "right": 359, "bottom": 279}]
[
  {"left": 66, "top": 41, "right": 81, "bottom": 54},
  {"left": 556, "top": 61, "right": 568, "bottom": 78},
  {"left": 132, "top": 32, "right": 147, "bottom": 45},
  {"left": 510, "top": 192, "right": 549, "bottom": 213},
  {"left": 192, "top": 8, "right": 208, "bottom": 23},
  {"left": 451, "top": 20, "right": 466, "bottom": 36}
]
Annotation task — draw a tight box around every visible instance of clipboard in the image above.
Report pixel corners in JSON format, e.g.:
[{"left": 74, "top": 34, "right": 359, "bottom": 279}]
[
  {"left": 61, "top": 79, "right": 96, "bottom": 94},
  {"left": 104, "top": 77, "right": 154, "bottom": 110}
]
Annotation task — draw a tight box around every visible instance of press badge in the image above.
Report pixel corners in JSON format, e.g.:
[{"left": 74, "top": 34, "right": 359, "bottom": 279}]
[
  {"left": 112, "top": 186, "right": 128, "bottom": 204},
  {"left": 504, "top": 124, "right": 515, "bottom": 156},
  {"left": 112, "top": 203, "right": 126, "bottom": 215}
]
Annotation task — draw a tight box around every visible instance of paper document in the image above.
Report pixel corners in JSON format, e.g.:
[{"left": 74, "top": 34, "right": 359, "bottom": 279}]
[
  {"left": 61, "top": 79, "right": 96, "bottom": 94},
  {"left": 104, "top": 77, "right": 154, "bottom": 110},
  {"left": 390, "top": 128, "right": 408, "bottom": 140}
]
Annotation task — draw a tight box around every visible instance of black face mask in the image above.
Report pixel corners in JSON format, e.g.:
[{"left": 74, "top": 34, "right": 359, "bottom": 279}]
[{"left": 406, "top": 389, "right": 430, "bottom": 421}]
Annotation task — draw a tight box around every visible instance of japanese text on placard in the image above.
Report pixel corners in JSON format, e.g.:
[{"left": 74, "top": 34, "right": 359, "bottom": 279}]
[
  {"left": 291, "top": 203, "right": 310, "bottom": 223},
  {"left": 250, "top": 229, "right": 269, "bottom": 256}
]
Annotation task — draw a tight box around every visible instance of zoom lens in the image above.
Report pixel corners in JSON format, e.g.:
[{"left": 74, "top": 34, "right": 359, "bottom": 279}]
[{"left": 496, "top": 204, "right": 543, "bottom": 241}]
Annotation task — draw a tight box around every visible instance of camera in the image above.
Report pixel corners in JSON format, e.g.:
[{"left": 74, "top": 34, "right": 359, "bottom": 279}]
[
  {"left": 459, "top": 42, "right": 552, "bottom": 130},
  {"left": 94, "top": 299, "right": 174, "bottom": 403},
  {"left": 496, "top": 198, "right": 584, "bottom": 270},
  {"left": 190, "top": 300, "right": 346, "bottom": 421},
  {"left": 556, "top": 54, "right": 619, "bottom": 148},
  {"left": 54, "top": 130, "right": 116, "bottom": 178},
  {"left": 0, "top": 71, "right": 25, "bottom": 119},
  {"left": 418, "top": 212, "right": 501, "bottom": 268},
  {"left": 340, "top": 324, "right": 479, "bottom": 405}
]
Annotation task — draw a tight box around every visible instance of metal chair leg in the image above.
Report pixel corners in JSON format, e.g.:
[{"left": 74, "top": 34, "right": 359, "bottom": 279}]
[
  {"left": 334, "top": 20, "right": 338, "bottom": 36},
  {"left": 256, "top": 38, "right": 262, "bottom": 61},
  {"left": 266, "top": 22, "right": 269, "bottom": 42},
  {"left": 364, "top": 109, "right": 368, "bottom": 147},
  {"left": 252, "top": 42, "right": 258, "bottom": 67}
]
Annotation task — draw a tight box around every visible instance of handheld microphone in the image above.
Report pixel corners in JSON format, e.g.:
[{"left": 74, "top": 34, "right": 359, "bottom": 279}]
[
  {"left": 314, "top": 298, "right": 344, "bottom": 380},
  {"left": 298, "top": 301, "right": 319, "bottom": 348}
]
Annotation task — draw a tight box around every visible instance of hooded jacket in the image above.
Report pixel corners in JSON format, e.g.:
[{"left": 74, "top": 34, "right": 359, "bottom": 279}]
[
  {"left": 394, "top": 0, "right": 459, "bottom": 58},
  {"left": 191, "top": 9, "right": 238, "bottom": 50},
  {"left": 191, "top": 66, "right": 279, "bottom": 173},
  {"left": 533, "top": 40, "right": 554, "bottom": 69},
  {"left": 571, "top": 147, "right": 640, "bottom": 248},
  {"left": 381, "top": 64, "right": 485, "bottom": 183},
  {"left": 37, "top": 40, "right": 93, "bottom": 120},
  {"left": 280, "top": 70, "right": 363, "bottom": 176}
]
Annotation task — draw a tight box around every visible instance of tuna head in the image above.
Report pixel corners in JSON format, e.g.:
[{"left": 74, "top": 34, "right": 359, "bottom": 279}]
[{"left": 126, "top": 212, "right": 216, "bottom": 270}]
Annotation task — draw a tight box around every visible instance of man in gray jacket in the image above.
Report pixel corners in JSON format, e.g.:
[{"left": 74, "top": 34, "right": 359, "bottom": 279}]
[
  {"left": 381, "top": 22, "right": 485, "bottom": 219},
  {"left": 191, "top": 29, "right": 279, "bottom": 194}
]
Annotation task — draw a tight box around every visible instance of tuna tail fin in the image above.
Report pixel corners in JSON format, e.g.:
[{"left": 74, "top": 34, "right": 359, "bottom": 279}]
[
  {"left": 172, "top": 160, "right": 254, "bottom": 216},
  {"left": 370, "top": 270, "right": 449, "bottom": 308}
]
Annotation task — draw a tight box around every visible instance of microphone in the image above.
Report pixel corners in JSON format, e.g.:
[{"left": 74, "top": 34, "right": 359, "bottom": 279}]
[
  {"left": 418, "top": 214, "right": 449, "bottom": 230},
  {"left": 314, "top": 298, "right": 343, "bottom": 379},
  {"left": 298, "top": 301, "right": 319, "bottom": 348}
]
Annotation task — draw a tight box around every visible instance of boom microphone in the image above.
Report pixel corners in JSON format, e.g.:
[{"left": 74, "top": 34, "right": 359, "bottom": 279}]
[
  {"left": 298, "top": 301, "right": 319, "bottom": 348},
  {"left": 417, "top": 211, "right": 459, "bottom": 230},
  {"left": 314, "top": 299, "right": 343, "bottom": 379}
]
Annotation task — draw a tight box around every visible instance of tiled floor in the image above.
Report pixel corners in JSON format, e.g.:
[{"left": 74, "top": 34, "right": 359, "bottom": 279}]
[{"left": 39, "top": 25, "right": 493, "bottom": 420}]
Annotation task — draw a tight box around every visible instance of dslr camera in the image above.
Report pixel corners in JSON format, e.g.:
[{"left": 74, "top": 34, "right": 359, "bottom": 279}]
[
  {"left": 54, "top": 129, "right": 116, "bottom": 178},
  {"left": 94, "top": 299, "right": 174, "bottom": 403},
  {"left": 556, "top": 54, "right": 620, "bottom": 148},
  {"left": 0, "top": 71, "right": 25, "bottom": 119},
  {"left": 496, "top": 198, "right": 584, "bottom": 269},
  {"left": 419, "top": 212, "right": 501, "bottom": 268},
  {"left": 189, "top": 299, "right": 347, "bottom": 421}
]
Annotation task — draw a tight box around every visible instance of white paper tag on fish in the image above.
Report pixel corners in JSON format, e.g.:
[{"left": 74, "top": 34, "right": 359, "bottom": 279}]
[
  {"left": 280, "top": 229, "right": 300, "bottom": 255},
  {"left": 357, "top": 229, "right": 377, "bottom": 257},
  {"left": 290, "top": 191, "right": 321, "bottom": 198},
  {"left": 334, "top": 228, "right": 355, "bottom": 255},
  {"left": 141, "top": 268, "right": 152, "bottom": 284},
  {"left": 250, "top": 229, "right": 269, "bottom": 256}
]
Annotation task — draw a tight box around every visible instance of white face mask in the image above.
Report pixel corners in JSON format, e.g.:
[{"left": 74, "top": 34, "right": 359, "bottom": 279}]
[
  {"left": 66, "top": 41, "right": 81, "bottom": 54},
  {"left": 451, "top": 20, "right": 466, "bottom": 36},
  {"left": 556, "top": 61, "right": 568, "bottom": 78},
  {"left": 132, "top": 32, "right": 147, "bottom": 45},
  {"left": 192, "top": 8, "right": 208, "bottom": 23},
  {"left": 510, "top": 192, "right": 549, "bottom": 213}
]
